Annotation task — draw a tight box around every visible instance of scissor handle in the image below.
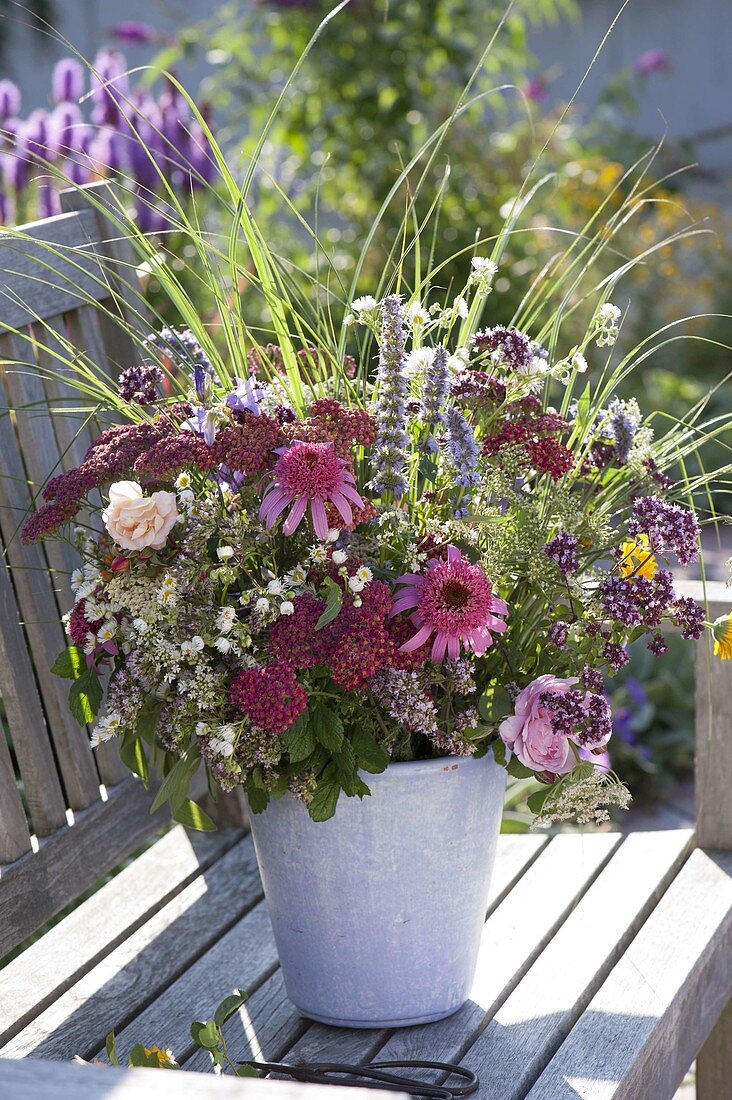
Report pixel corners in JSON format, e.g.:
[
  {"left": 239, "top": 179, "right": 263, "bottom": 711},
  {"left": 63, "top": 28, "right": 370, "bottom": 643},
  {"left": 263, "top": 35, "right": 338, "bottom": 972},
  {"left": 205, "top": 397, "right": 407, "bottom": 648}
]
[
  {"left": 240, "top": 1058, "right": 479, "bottom": 1099},
  {"left": 370, "top": 1061, "right": 479, "bottom": 1097}
]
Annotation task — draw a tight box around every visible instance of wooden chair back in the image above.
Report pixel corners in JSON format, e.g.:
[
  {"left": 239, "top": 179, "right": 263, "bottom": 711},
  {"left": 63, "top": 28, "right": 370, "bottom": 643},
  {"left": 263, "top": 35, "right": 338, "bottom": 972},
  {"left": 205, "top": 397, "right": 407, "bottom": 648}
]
[{"left": 0, "top": 181, "right": 163, "bottom": 957}]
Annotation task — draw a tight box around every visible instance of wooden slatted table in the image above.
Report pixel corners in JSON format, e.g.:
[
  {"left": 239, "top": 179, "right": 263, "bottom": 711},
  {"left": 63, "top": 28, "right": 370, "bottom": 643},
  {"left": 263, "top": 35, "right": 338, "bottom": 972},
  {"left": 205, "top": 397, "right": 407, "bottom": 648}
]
[{"left": 2, "top": 822, "right": 730, "bottom": 1098}]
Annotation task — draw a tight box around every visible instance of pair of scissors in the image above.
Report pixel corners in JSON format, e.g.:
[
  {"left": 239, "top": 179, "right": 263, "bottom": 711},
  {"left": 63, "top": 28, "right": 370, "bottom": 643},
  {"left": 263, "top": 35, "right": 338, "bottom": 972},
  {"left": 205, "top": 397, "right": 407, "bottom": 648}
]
[{"left": 240, "top": 1058, "right": 479, "bottom": 1098}]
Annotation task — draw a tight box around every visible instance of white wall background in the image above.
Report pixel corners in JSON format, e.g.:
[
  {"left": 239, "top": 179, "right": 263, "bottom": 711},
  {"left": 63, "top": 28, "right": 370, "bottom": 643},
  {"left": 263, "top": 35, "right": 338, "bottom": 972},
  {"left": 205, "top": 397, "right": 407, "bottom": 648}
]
[{"left": 2, "top": 0, "right": 731, "bottom": 182}]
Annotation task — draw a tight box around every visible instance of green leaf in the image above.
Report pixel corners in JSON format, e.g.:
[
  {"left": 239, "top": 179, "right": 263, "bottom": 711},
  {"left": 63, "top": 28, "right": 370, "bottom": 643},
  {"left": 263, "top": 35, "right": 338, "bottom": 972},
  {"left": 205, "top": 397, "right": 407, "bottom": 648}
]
[
  {"left": 150, "top": 743, "right": 201, "bottom": 814},
  {"left": 333, "top": 739, "right": 357, "bottom": 790},
  {"left": 491, "top": 739, "right": 507, "bottom": 768},
  {"left": 315, "top": 577, "right": 343, "bottom": 630},
  {"left": 311, "top": 705, "right": 344, "bottom": 753},
  {"left": 105, "top": 1030, "right": 120, "bottom": 1066},
  {"left": 196, "top": 1019, "right": 221, "bottom": 1051},
  {"left": 308, "top": 777, "right": 340, "bottom": 822},
  {"left": 527, "top": 787, "right": 553, "bottom": 814},
  {"left": 236, "top": 1064, "right": 262, "bottom": 1077},
  {"left": 506, "top": 755, "right": 535, "bottom": 779},
  {"left": 351, "top": 727, "right": 389, "bottom": 773},
  {"left": 173, "top": 798, "right": 216, "bottom": 831},
  {"left": 418, "top": 455, "right": 438, "bottom": 483},
  {"left": 214, "top": 989, "right": 248, "bottom": 1027},
  {"left": 478, "top": 684, "right": 511, "bottom": 723},
  {"left": 190, "top": 1021, "right": 206, "bottom": 1047},
  {"left": 52, "top": 645, "right": 86, "bottom": 680},
  {"left": 246, "top": 784, "right": 269, "bottom": 814},
  {"left": 68, "top": 669, "right": 103, "bottom": 725},
  {"left": 283, "top": 713, "right": 316, "bottom": 763},
  {"left": 119, "top": 731, "right": 149, "bottom": 783},
  {"left": 136, "top": 700, "right": 162, "bottom": 745}
]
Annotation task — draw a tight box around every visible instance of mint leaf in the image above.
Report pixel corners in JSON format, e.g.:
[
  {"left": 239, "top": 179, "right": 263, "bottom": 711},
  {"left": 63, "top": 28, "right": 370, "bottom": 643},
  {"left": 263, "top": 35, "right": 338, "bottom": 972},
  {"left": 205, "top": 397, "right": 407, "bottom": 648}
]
[
  {"left": 311, "top": 704, "right": 344, "bottom": 753},
  {"left": 69, "top": 669, "right": 103, "bottom": 725},
  {"left": 283, "top": 713, "right": 316, "bottom": 763},
  {"left": 351, "top": 727, "right": 389, "bottom": 773},
  {"left": 52, "top": 645, "right": 86, "bottom": 680},
  {"left": 173, "top": 798, "right": 216, "bottom": 832}
]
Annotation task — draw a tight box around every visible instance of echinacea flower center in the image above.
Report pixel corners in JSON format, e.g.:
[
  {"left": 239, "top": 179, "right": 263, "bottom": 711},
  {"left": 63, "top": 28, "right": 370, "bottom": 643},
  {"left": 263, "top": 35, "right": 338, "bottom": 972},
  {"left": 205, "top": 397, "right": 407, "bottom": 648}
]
[
  {"left": 277, "top": 442, "right": 343, "bottom": 498},
  {"left": 420, "top": 559, "right": 493, "bottom": 634}
]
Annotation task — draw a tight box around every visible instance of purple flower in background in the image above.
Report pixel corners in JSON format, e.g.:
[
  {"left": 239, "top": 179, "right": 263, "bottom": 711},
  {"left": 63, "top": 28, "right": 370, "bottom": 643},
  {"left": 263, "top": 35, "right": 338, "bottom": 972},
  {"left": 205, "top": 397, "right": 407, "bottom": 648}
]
[
  {"left": 0, "top": 187, "right": 11, "bottom": 225},
  {"left": 607, "top": 397, "right": 640, "bottom": 464},
  {"left": 543, "top": 532, "right": 579, "bottom": 576},
  {"left": 51, "top": 102, "right": 83, "bottom": 157},
  {"left": 187, "top": 120, "right": 218, "bottom": 186},
  {"left": 109, "top": 21, "right": 157, "bottom": 44},
  {"left": 23, "top": 109, "right": 55, "bottom": 163},
  {"left": 90, "top": 126, "right": 124, "bottom": 173},
  {"left": 53, "top": 58, "right": 85, "bottom": 104},
  {"left": 226, "top": 376, "right": 262, "bottom": 416},
  {"left": 472, "top": 325, "right": 534, "bottom": 371},
  {"left": 91, "top": 49, "right": 129, "bottom": 127},
  {"left": 38, "top": 182, "right": 60, "bottom": 218},
  {"left": 634, "top": 49, "right": 671, "bottom": 77},
  {"left": 0, "top": 79, "right": 21, "bottom": 119},
  {"left": 62, "top": 124, "right": 94, "bottom": 185},
  {"left": 524, "top": 77, "right": 548, "bottom": 103}
]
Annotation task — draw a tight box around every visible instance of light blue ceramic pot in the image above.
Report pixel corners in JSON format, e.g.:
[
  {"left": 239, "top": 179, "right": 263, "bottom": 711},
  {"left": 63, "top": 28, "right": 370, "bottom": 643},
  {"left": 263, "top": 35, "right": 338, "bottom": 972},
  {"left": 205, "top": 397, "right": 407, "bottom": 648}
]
[{"left": 247, "top": 752, "right": 506, "bottom": 1029}]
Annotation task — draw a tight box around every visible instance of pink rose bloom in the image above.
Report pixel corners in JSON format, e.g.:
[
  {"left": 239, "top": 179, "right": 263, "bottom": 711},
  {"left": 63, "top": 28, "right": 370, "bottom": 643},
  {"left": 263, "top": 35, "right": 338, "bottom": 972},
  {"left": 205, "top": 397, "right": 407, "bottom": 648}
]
[
  {"left": 103, "top": 480, "right": 179, "bottom": 552},
  {"left": 499, "top": 674, "right": 578, "bottom": 775}
]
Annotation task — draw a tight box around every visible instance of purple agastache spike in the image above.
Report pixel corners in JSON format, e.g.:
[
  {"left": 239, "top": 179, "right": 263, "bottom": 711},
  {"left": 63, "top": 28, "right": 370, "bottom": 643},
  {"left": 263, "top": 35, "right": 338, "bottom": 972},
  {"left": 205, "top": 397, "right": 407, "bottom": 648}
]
[
  {"left": 443, "top": 405, "right": 480, "bottom": 517},
  {"left": 420, "top": 344, "right": 449, "bottom": 452},
  {"left": 369, "top": 295, "right": 410, "bottom": 499}
]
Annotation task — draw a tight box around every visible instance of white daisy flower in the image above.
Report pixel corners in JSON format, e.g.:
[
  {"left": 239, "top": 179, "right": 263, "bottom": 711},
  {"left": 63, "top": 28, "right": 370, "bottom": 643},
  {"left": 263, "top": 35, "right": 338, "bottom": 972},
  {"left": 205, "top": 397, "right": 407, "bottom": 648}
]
[
  {"left": 332, "top": 549, "right": 348, "bottom": 565},
  {"left": 279, "top": 601, "right": 295, "bottom": 616},
  {"left": 217, "top": 545, "right": 235, "bottom": 562}
]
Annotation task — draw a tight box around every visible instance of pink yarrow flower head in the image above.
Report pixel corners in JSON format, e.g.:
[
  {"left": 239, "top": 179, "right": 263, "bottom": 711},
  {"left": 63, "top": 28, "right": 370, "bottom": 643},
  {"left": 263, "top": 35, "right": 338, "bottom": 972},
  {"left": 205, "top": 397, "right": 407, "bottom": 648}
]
[
  {"left": 259, "top": 440, "right": 364, "bottom": 540},
  {"left": 391, "top": 545, "right": 508, "bottom": 663}
]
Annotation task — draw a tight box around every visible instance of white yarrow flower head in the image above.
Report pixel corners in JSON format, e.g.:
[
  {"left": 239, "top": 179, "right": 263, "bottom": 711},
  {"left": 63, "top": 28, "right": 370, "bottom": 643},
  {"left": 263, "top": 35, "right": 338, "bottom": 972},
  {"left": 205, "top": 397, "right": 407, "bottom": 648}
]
[
  {"left": 217, "top": 545, "right": 235, "bottom": 562},
  {"left": 468, "top": 256, "right": 498, "bottom": 292},
  {"left": 594, "top": 302, "right": 622, "bottom": 347},
  {"left": 177, "top": 488, "right": 195, "bottom": 508},
  {"left": 406, "top": 299, "right": 430, "bottom": 328},
  {"left": 279, "top": 600, "right": 295, "bottom": 616},
  {"left": 348, "top": 576, "right": 366, "bottom": 593}
]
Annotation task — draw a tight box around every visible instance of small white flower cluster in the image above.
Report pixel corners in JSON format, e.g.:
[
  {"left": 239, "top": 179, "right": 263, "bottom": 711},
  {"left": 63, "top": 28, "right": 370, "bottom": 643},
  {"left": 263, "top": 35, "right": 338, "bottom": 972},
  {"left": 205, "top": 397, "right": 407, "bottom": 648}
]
[
  {"left": 70, "top": 562, "right": 101, "bottom": 600},
  {"left": 594, "top": 302, "right": 621, "bottom": 347},
  {"left": 255, "top": 564, "right": 309, "bottom": 618}
]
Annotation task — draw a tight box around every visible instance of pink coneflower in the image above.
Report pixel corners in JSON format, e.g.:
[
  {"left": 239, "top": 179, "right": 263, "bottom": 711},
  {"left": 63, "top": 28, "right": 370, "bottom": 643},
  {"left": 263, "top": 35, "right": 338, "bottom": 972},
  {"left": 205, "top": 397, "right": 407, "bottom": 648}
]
[
  {"left": 259, "top": 440, "right": 364, "bottom": 540},
  {"left": 391, "top": 545, "right": 508, "bottom": 662}
]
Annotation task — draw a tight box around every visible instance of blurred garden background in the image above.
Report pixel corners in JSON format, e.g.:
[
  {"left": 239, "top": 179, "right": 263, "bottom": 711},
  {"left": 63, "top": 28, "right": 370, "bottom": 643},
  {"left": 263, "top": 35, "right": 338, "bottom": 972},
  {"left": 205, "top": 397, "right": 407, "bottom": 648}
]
[{"left": 0, "top": 0, "right": 730, "bottom": 820}]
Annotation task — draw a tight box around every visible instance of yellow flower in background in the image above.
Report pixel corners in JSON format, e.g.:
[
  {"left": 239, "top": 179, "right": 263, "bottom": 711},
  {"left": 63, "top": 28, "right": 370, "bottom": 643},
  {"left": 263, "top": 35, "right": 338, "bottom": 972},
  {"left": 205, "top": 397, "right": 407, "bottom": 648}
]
[
  {"left": 618, "top": 534, "right": 657, "bottom": 580},
  {"left": 713, "top": 614, "right": 732, "bottom": 660}
]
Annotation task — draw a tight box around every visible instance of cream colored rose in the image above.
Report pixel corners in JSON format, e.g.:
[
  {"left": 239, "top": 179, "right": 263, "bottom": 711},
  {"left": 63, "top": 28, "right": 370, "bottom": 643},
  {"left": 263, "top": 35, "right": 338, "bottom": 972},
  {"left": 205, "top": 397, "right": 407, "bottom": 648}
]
[{"left": 103, "top": 481, "right": 179, "bottom": 552}]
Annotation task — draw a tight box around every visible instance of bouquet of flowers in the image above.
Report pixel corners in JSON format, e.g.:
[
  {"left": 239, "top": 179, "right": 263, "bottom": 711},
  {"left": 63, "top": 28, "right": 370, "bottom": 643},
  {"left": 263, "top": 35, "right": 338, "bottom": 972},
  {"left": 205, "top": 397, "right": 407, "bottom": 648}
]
[{"left": 23, "top": 250, "right": 714, "bottom": 828}]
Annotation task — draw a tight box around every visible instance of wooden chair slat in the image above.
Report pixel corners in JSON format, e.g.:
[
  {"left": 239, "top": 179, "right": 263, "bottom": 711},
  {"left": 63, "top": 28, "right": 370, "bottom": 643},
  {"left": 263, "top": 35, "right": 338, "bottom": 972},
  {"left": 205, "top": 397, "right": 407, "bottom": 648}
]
[
  {"left": 183, "top": 968, "right": 304, "bottom": 1072},
  {"left": 0, "top": 712, "right": 32, "bottom": 863},
  {"left": 1, "top": 835, "right": 262, "bottom": 1061},
  {"left": 2, "top": 331, "right": 79, "bottom": 601},
  {"left": 0, "top": 557, "right": 67, "bottom": 836},
  {"left": 0, "top": 1056, "right": 386, "bottom": 1100},
  {"left": 0, "top": 824, "right": 242, "bottom": 1047},
  {"left": 0, "top": 388, "right": 99, "bottom": 811},
  {"left": 696, "top": 595, "right": 732, "bottom": 850},
  {"left": 526, "top": 848, "right": 732, "bottom": 1100},
  {"left": 456, "top": 829, "right": 693, "bottom": 1100},
  {"left": 0, "top": 208, "right": 114, "bottom": 332},
  {"left": 0, "top": 778, "right": 165, "bottom": 959},
  {"left": 102, "top": 899, "right": 278, "bottom": 1067}
]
